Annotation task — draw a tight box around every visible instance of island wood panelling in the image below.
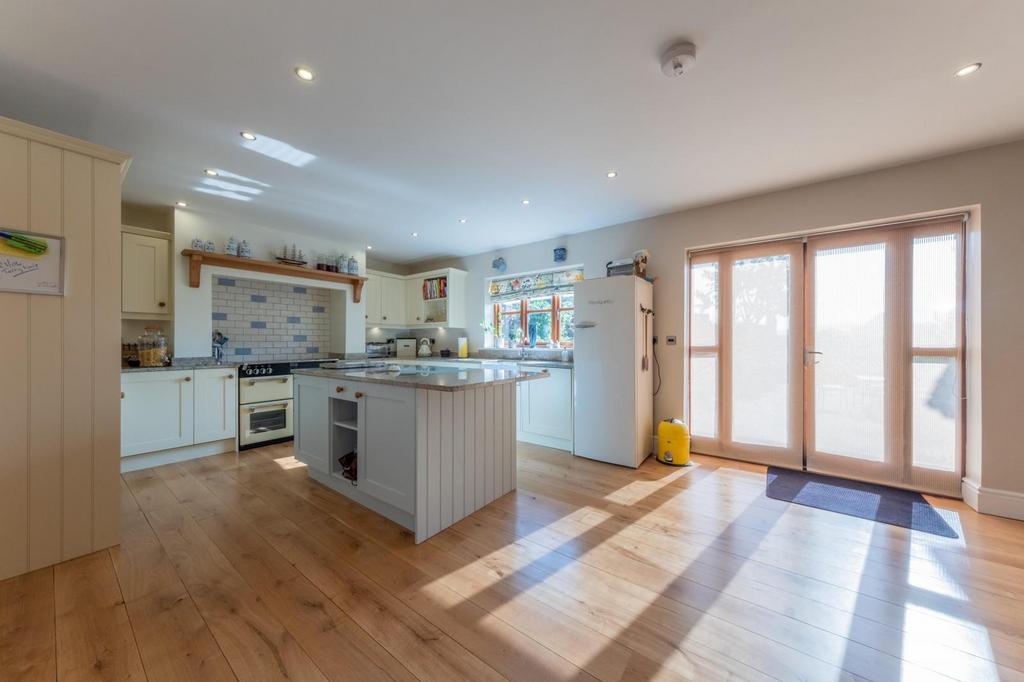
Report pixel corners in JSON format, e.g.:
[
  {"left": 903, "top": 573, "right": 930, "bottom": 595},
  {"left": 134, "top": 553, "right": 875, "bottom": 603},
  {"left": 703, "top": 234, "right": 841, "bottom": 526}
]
[
  {"left": 415, "top": 382, "right": 517, "bottom": 542},
  {"left": 0, "top": 115, "right": 130, "bottom": 581}
]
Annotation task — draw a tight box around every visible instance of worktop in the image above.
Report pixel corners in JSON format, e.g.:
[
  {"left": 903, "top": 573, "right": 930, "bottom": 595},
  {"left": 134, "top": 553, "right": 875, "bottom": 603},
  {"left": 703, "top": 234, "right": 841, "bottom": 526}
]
[
  {"left": 121, "top": 358, "right": 241, "bottom": 373},
  {"left": 292, "top": 363, "right": 547, "bottom": 391}
]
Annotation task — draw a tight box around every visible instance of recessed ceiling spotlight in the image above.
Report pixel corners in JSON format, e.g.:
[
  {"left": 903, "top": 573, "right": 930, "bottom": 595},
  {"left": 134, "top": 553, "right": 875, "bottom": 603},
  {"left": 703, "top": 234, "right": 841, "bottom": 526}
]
[
  {"left": 606, "top": 170, "right": 618, "bottom": 178},
  {"left": 411, "top": 231, "right": 419, "bottom": 237},
  {"left": 175, "top": 201, "right": 187, "bottom": 207},
  {"left": 294, "top": 66, "right": 315, "bottom": 82},
  {"left": 204, "top": 168, "right": 219, "bottom": 177},
  {"left": 458, "top": 217, "right": 467, "bottom": 224},
  {"left": 366, "top": 245, "right": 373, "bottom": 250},
  {"left": 240, "top": 131, "right": 257, "bottom": 141},
  {"left": 521, "top": 199, "right": 531, "bottom": 206},
  {"left": 955, "top": 62, "right": 982, "bottom": 78}
]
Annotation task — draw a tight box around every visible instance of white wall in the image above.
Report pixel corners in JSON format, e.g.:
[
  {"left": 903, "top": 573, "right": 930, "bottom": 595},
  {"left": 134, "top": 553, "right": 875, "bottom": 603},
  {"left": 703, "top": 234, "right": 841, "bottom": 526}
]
[
  {"left": 173, "top": 210, "right": 367, "bottom": 357},
  {"left": 408, "top": 139, "right": 1024, "bottom": 513}
]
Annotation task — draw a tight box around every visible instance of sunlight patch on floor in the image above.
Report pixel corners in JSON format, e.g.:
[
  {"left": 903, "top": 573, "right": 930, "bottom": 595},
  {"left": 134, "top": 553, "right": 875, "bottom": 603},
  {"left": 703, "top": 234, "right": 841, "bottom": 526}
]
[
  {"left": 269, "top": 454, "right": 306, "bottom": 470},
  {"left": 901, "top": 604, "right": 999, "bottom": 680}
]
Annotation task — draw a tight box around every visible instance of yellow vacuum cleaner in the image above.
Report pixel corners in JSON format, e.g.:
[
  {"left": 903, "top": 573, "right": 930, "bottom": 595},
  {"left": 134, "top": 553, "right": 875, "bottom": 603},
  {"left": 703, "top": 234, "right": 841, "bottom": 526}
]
[{"left": 657, "top": 419, "right": 691, "bottom": 466}]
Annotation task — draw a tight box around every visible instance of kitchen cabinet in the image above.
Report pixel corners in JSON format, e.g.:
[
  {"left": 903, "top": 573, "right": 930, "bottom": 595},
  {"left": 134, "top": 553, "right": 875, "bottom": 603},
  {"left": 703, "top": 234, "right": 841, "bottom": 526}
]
[
  {"left": 122, "top": 231, "right": 170, "bottom": 316},
  {"left": 356, "top": 383, "right": 416, "bottom": 513},
  {"left": 517, "top": 367, "right": 573, "bottom": 451},
  {"left": 364, "top": 267, "right": 467, "bottom": 328},
  {"left": 363, "top": 272, "right": 383, "bottom": 324},
  {"left": 193, "top": 368, "right": 238, "bottom": 443},
  {"left": 380, "top": 275, "right": 406, "bottom": 325},
  {"left": 294, "top": 375, "right": 330, "bottom": 474},
  {"left": 121, "top": 370, "right": 194, "bottom": 456}
]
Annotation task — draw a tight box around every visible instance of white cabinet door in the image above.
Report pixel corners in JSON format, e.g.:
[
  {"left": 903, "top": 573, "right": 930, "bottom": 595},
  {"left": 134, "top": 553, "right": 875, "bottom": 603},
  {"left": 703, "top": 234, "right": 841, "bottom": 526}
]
[
  {"left": 294, "top": 375, "right": 330, "bottom": 474},
  {"left": 194, "top": 368, "right": 238, "bottom": 443},
  {"left": 122, "top": 232, "right": 169, "bottom": 315},
  {"left": 364, "top": 272, "right": 383, "bottom": 325},
  {"left": 380, "top": 276, "right": 406, "bottom": 325},
  {"left": 356, "top": 383, "right": 416, "bottom": 513},
  {"left": 517, "top": 368, "right": 574, "bottom": 451},
  {"left": 121, "top": 370, "right": 194, "bottom": 456},
  {"left": 405, "top": 277, "right": 425, "bottom": 325}
]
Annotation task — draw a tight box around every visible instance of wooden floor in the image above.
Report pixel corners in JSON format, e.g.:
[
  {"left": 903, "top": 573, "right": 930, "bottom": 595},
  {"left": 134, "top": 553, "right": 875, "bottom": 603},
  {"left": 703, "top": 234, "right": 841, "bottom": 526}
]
[{"left": 4, "top": 444, "right": 1024, "bottom": 681}]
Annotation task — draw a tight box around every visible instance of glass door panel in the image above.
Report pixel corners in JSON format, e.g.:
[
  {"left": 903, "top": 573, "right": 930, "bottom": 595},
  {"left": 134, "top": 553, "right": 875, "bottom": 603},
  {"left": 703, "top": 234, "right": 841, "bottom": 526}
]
[
  {"left": 810, "top": 242, "right": 887, "bottom": 461},
  {"left": 731, "top": 254, "right": 792, "bottom": 448}
]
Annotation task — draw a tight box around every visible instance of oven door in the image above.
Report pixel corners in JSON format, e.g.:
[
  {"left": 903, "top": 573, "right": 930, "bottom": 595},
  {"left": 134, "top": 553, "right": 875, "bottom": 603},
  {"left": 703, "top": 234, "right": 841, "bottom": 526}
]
[{"left": 240, "top": 398, "right": 293, "bottom": 446}]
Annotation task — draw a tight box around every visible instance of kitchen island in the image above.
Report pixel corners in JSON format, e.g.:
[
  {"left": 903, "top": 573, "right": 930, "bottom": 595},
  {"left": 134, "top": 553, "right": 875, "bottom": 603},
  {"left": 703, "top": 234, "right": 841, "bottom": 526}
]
[{"left": 292, "top": 363, "right": 547, "bottom": 542}]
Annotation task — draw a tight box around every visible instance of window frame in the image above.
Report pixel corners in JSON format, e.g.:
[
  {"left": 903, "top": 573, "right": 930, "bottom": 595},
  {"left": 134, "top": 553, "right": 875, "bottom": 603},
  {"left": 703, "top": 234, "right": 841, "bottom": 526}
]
[{"left": 493, "top": 293, "right": 574, "bottom": 347}]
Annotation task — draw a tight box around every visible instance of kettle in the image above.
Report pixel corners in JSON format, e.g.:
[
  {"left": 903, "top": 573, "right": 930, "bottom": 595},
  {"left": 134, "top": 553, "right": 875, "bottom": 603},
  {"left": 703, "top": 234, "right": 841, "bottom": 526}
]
[{"left": 417, "top": 338, "right": 432, "bottom": 357}]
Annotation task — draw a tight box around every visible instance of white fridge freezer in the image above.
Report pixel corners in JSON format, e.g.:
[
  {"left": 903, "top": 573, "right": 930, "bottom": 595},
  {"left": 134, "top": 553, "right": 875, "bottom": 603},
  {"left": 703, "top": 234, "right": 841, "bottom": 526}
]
[{"left": 572, "top": 276, "right": 655, "bottom": 468}]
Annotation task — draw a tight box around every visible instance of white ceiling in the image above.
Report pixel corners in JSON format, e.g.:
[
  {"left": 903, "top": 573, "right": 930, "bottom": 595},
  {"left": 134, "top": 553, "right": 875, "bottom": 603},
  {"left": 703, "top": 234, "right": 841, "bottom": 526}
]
[{"left": 2, "top": 1, "right": 1023, "bottom": 263}]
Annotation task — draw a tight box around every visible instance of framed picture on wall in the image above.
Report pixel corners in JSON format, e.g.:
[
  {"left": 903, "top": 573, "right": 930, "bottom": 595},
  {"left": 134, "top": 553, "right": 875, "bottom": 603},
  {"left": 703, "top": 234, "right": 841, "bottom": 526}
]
[{"left": 0, "top": 228, "right": 66, "bottom": 295}]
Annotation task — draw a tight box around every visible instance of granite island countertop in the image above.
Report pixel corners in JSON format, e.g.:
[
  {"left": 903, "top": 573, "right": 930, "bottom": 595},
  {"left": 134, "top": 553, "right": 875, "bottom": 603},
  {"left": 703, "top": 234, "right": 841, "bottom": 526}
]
[
  {"left": 121, "top": 358, "right": 241, "bottom": 373},
  {"left": 292, "top": 364, "right": 548, "bottom": 392}
]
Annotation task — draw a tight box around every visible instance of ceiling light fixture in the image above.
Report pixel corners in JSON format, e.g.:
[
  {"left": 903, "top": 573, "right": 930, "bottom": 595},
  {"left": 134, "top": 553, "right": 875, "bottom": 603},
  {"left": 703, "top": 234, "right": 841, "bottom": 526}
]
[
  {"left": 175, "top": 201, "right": 187, "bottom": 207},
  {"left": 458, "top": 217, "right": 467, "bottom": 224},
  {"left": 240, "top": 131, "right": 257, "bottom": 141},
  {"left": 366, "top": 245, "right": 373, "bottom": 250},
  {"left": 204, "top": 168, "right": 219, "bottom": 177},
  {"left": 411, "top": 232, "right": 419, "bottom": 237},
  {"left": 521, "top": 199, "right": 531, "bottom": 206},
  {"left": 294, "top": 66, "right": 315, "bottom": 82},
  {"left": 606, "top": 170, "right": 618, "bottom": 178},
  {"left": 955, "top": 62, "right": 982, "bottom": 78}
]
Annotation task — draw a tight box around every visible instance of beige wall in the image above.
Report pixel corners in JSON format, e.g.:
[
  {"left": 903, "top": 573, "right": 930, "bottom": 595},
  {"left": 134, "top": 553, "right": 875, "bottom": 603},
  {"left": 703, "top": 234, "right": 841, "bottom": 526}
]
[
  {"left": 0, "top": 116, "right": 130, "bottom": 580},
  {"left": 408, "top": 139, "right": 1024, "bottom": 508}
]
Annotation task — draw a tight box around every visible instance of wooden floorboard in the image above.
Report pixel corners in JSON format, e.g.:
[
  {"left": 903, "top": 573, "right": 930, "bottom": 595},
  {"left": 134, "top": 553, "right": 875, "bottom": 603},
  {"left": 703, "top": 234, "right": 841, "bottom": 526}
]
[{"left": 4, "top": 441, "right": 1024, "bottom": 681}]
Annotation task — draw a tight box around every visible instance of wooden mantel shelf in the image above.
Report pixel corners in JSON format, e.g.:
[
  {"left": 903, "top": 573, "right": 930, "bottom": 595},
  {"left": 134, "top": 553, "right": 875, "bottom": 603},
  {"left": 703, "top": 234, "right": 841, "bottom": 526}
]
[{"left": 182, "top": 249, "right": 366, "bottom": 302}]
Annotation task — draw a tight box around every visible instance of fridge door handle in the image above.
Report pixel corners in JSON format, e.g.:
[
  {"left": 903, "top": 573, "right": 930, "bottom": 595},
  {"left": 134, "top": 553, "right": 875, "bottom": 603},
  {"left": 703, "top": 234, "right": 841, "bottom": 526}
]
[{"left": 575, "top": 321, "right": 597, "bottom": 329}]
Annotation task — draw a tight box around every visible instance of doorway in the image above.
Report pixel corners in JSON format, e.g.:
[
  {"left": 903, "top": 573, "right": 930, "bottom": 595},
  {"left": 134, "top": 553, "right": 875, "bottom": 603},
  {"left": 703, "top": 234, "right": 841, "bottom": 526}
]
[{"left": 687, "top": 215, "right": 964, "bottom": 496}]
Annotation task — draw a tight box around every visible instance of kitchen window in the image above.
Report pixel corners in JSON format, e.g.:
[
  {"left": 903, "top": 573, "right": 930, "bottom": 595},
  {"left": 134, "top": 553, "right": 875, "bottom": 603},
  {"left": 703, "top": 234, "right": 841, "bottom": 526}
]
[
  {"left": 493, "top": 293, "right": 574, "bottom": 347},
  {"left": 487, "top": 266, "right": 583, "bottom": 348}
]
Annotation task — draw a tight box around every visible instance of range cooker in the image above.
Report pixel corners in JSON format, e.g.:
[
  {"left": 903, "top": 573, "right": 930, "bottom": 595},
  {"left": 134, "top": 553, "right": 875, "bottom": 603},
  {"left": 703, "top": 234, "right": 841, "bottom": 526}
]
[{"left": 237, "top": 359, "right": 384, "bottom": 450}]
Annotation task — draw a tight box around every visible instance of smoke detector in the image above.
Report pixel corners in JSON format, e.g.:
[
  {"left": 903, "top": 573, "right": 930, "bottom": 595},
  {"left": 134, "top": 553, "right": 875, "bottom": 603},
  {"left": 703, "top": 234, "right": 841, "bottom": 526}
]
[{"left": 661, "top": 41, "right": 697, "bottom": 77}]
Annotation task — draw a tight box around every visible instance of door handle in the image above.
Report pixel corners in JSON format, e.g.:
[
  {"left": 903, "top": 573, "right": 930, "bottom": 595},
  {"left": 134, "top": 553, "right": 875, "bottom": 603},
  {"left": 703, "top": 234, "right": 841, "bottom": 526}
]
[
  {"left": 805, "top": 349, "right": 823, "bottom": 365},
  {"left": 575, "top": 321, "right": 597, "bottom": 329}
]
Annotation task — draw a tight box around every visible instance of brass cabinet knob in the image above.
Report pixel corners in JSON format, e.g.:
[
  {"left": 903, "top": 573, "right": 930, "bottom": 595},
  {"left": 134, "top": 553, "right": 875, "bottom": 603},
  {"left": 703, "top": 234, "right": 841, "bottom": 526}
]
[
  {"left": 355, "top": 391, "right": 364, "bottom": 398},
  {"left": 336, "top": 386, "right": 345, "bottom": 393},
  {"left": 227, "top": 374, "right": 234, "bottom": 379},
  {"left": 158, "top": 301, "right": 166, "bottom": 307},
  {"left": 184, "top": 376, "right": 191, "bottom": 382},
  {"left": 120, "top": 391, "right": 125, "bottom": 399}
]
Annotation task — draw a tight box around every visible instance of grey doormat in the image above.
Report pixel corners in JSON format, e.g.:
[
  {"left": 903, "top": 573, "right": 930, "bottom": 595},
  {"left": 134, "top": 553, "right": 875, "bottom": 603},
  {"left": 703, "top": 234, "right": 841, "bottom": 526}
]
[{"left": 766, "top": 467, "right": 959, "bottom": 538}]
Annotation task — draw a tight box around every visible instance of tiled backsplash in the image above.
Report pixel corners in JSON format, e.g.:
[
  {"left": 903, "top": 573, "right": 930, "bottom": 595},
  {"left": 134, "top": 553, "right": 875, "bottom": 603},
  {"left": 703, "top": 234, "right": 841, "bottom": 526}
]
[{"left": 212, "top": 277, "right": 331, "bottom": 362}]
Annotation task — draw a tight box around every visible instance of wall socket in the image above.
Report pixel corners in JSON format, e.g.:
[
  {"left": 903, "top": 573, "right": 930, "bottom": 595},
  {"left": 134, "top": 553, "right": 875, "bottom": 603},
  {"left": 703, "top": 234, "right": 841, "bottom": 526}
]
[{"left": 665, "top": 335, "right": 678, "bottom": 345}]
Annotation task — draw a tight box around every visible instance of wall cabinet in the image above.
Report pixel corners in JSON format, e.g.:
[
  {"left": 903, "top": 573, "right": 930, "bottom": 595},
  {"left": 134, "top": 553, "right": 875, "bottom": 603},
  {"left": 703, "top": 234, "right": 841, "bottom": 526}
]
[
  {"left": 122, "top": 231, "right": 170, "bottom": 316},
  {"left": 517, "top": 367, "right": 574, "bottom": 451},
  {"left": 121, "top": 370, "right": 194, "bottom": 456},
  {"left": 364, "top": 268, "right": 467, "bottom": 328},
  {"left": 381, "top": 275, "right": 406, "bottom": 325},
  {"left": 121, "top": 368, "right": 238, "bottom": 458},
  {"left": 193, "top": 368, "right": 238, "bottom": 443}
]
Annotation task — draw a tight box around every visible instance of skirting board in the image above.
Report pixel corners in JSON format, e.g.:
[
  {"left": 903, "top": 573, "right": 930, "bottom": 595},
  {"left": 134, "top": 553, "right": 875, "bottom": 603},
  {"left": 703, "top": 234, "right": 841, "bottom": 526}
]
[
  {"left": 962, "top": 478, "right": 1024, "bottom": 521},
  {"left": 121, "top": 439, "right": 236, "bottom": 473}
]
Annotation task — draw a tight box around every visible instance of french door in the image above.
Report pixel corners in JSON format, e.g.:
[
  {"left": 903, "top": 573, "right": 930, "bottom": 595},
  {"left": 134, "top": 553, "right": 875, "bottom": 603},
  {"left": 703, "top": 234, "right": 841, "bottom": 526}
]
[
  {"left": 689, "top": 216, "right": 964, "bottom": 496},
  {"left": 689, "top": 240, "right": 805, "bottom": 469}
]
